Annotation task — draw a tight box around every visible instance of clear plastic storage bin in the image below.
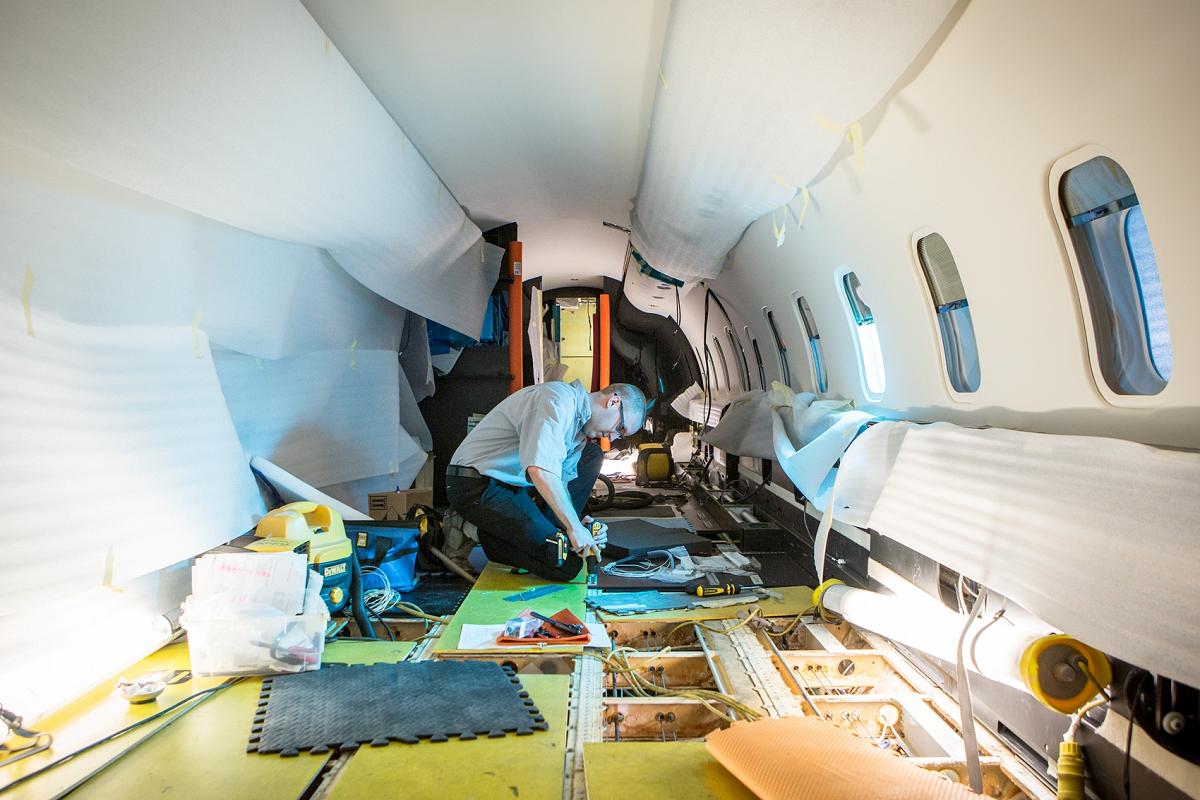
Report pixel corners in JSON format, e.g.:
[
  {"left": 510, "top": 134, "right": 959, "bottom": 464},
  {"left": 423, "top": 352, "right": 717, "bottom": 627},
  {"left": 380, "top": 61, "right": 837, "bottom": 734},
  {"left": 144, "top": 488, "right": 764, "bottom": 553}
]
[{"left": 180, "top": 575, "right": 329, "bottom": 677}]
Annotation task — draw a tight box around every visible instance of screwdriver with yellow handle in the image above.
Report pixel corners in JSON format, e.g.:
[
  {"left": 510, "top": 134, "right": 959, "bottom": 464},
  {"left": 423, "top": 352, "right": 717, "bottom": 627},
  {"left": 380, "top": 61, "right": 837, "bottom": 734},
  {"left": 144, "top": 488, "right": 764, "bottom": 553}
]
[{"left": 684, "top": 577, "right": 743, "bottom": 597}]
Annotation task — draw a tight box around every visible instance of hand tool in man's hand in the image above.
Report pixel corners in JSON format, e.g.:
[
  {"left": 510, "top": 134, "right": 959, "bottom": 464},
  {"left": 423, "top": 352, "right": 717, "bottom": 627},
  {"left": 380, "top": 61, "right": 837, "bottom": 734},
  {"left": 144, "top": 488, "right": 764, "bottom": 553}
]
[
  {"left": 545, "top": 531, "right": 568, "bottom": 567},
  {"left": 529, "top": 610, "right": 585, "bottom": 636}
]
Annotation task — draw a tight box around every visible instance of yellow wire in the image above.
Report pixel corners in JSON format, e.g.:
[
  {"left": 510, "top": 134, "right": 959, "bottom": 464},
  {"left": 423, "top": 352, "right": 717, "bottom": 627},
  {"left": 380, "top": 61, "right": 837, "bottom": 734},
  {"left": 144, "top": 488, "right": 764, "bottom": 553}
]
[
  {"left": 663, "top": 605, "right": 817, "bottom": 643},
  {"left": 579, "top": 646, "right": 763, "bottom": 723}
]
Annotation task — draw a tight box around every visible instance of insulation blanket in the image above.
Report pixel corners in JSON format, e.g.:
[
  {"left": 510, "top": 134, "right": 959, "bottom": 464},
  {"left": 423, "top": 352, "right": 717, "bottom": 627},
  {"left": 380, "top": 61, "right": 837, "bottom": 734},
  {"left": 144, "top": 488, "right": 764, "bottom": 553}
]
[
  {"left": 868, "top": 422, "right": 1200, "bottom": 688},
  {"left": 0, "top": 312, "right": 259, "bottom": 613},
  {"left": 0, "top": 0, "right": 496, "bottom": 335},
  {"left": 631, "top": 0, "right": 957, "bottom": 279},
  {"left": 215, "top": 349, "right": 425, "bottom": 492}
]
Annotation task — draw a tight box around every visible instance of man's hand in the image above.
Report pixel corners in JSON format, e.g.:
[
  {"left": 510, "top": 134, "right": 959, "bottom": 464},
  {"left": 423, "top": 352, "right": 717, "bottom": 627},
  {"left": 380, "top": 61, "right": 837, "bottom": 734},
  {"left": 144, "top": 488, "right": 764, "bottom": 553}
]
[
  {"left": 567, "top": 523, "right": 598, "bottom": 556},
  {"left": 582, "top": 516, "right": 608, "bottom": 550}
]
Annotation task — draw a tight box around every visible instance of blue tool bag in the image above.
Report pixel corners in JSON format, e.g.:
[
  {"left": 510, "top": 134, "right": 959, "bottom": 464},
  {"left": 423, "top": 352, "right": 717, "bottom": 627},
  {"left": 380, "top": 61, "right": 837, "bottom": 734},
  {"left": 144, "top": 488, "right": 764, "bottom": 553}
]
[{"left": 345, "top": 520, "right": 422, "bottom": 593}]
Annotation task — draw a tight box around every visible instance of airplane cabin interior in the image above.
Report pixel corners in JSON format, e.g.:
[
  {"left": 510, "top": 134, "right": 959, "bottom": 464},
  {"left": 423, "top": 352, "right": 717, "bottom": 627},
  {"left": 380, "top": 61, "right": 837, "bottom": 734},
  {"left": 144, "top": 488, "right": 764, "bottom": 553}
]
[{"left": 1, "top": 2, "right": 1197, "bottom": 799}]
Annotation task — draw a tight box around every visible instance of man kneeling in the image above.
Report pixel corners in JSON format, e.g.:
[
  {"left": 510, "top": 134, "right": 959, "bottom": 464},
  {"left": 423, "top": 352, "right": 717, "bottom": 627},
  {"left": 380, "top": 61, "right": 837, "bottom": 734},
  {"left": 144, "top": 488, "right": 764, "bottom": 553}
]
[{"left": 445, "top": 380, "right": 647, "bottom": 581}]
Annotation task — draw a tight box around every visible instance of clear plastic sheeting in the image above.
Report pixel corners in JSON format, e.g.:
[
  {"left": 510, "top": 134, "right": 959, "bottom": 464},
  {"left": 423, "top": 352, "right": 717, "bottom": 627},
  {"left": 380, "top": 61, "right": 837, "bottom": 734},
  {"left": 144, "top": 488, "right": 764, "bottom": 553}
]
[
  {"left": 0, "top": 142, "right": 409, "bottom": 360},
  {"left": 0, "top": 312, "right": 260, "bottom": 614},
  {"left": 214, "top": 349, "right": 423, "bottom": 492},
  {"left": 867, "top": 422, "right": 1200, "bottom": 689},
  {"left": 631, "top": 0, "right": 957, "bottom": 279},
  {"left": 0, "top": 0, "right": 492, "bottom": 334}
]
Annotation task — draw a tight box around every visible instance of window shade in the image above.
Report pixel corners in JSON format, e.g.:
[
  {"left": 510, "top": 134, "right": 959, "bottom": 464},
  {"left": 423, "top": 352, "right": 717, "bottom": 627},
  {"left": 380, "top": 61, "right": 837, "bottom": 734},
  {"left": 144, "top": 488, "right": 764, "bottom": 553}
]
[
  {"left": 916, "top": 233, "right": 968, "bottom": 308},
  {"left": 1061, "top": 156, "right": 1137, "bottom": 221}
]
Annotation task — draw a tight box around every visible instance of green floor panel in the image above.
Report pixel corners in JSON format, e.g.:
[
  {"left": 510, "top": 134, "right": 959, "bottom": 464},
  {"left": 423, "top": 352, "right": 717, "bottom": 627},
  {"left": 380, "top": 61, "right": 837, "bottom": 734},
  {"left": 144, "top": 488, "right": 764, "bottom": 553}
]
[
  {"left": 434, "top": 563, "right": 587, "bottom": 653},
  {"left": 323, "top": 639, "right": 416, "bottom": 664}
]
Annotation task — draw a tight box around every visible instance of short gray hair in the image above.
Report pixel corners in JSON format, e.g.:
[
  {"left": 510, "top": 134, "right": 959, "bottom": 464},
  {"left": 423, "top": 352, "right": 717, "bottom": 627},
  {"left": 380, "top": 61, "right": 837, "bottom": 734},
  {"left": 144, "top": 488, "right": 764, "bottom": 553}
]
[{"left": 604, "top": 383, "right": 647, "bottom": 433}]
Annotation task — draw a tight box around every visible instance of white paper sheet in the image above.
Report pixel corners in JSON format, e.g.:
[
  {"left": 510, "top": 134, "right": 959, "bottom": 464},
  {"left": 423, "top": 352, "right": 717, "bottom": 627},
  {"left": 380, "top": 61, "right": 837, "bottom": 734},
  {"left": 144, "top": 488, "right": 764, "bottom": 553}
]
[
  {"left": 215, "top": 349, "right": 421, "bottom": 490},
  {"left": 868, "top": 422, "right": 1200, "bottom": 688},
  {"left": 0, "top": 141, "right": 409, "bottom": 360},
  {"left": 0, "top": 311, "right": 259, "bottom": 613},
  {"left": 631, "top": 0, "right": 956, "bottom": 279},
  {"left": 457, "top": 623, "right": 613, "bottom": 651},
  {"left": 0, "top": 0, "right": 493, "bottom": 334}
]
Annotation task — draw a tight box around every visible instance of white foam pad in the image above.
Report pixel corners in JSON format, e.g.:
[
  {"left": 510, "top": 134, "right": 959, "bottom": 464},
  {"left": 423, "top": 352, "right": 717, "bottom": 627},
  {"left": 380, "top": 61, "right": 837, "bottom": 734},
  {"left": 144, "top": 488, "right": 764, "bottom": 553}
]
[{"left": 868, "top": 422, "right": 1200, "bottom": 687}]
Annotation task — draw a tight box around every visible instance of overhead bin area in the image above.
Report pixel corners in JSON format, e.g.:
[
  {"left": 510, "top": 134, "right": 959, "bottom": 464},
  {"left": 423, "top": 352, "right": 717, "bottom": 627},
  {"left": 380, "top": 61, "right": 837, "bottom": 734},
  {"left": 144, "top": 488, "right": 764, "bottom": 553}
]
[{"left": 1, "top": 2, "right": 1199, "bottom": 800}]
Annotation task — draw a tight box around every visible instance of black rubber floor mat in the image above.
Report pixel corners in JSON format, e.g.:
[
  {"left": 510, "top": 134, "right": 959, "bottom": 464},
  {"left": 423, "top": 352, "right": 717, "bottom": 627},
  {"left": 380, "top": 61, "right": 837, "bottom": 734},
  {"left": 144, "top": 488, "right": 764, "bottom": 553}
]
[
  {"left": 248, "top": 661, "right": 548, "bottom": 756},
  {"left": 592, "top": 505, "right": 678, "bottom": 518},
  {"left": 603, "top": 518, "right": 709, "bottom": 559}
]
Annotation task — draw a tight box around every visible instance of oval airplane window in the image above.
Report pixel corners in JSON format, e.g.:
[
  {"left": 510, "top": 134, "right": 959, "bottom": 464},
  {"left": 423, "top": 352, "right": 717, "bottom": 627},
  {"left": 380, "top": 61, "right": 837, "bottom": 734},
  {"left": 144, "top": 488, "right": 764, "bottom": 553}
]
[
  {"left": 914, "top": 232, "right": 981, "bottom": 395},
  {"left": 838, "top": 270, "right": 886, "bottom": 400},
  {"left": 792, "top": 293, "right": 828, "bottom": 394},
  {"left": 762, "top": 306, "right": 793, "bottom": 387},
  {"left": 1053, "top": 150, "right": 1173, "bottom": 402}
]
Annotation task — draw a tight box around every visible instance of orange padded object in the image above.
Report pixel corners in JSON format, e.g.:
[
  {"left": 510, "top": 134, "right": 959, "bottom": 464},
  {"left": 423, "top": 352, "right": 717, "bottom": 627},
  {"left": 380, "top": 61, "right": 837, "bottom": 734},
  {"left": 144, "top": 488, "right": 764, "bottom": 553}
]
[
  {"left": 495, "top": 607, "right": 590, "bottom": 645},
  {"left": 705, "top": 717, "right": 979, "bottom": 800}
]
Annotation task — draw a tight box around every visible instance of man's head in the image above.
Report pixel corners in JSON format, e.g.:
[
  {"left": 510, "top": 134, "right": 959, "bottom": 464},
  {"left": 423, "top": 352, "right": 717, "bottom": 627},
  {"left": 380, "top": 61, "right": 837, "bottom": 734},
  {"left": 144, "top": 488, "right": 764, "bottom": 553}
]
[{"left": 585, "top": 383, "right": 648, "bottom": 441}]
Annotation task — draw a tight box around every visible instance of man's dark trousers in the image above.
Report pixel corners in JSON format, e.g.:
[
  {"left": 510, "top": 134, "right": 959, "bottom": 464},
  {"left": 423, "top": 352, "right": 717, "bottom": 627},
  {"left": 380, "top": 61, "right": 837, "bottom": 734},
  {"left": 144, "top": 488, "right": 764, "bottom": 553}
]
[{"left": 445, "top": 442, "right": 604, "bottom": 581}]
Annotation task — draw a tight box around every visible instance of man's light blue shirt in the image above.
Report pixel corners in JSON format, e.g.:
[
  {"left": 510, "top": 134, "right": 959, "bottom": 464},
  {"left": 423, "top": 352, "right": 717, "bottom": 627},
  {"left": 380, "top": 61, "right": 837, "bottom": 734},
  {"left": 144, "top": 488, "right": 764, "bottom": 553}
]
[{"left": 449, "top": 380, "right": 592, "bottom": 486}]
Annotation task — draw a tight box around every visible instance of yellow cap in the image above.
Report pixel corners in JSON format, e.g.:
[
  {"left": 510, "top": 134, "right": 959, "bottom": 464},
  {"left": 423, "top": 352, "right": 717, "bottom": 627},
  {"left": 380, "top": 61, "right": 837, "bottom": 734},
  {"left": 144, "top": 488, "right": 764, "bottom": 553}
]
[
  {"left": 812, "top": 579, "right": 845, "bottom": 622},
  {"left": 1020, "top": 634, "right": 1112, "bottom": 714}
]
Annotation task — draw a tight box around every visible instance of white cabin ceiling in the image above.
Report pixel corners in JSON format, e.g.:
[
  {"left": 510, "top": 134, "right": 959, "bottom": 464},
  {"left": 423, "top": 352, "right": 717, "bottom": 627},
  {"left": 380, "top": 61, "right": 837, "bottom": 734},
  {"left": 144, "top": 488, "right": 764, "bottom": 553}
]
[
  {"left": 302, "top": 0, "right": 670, "bottom": 290},
  {"left": 304, "top": 0, "right": 959, "bottom": 293}
]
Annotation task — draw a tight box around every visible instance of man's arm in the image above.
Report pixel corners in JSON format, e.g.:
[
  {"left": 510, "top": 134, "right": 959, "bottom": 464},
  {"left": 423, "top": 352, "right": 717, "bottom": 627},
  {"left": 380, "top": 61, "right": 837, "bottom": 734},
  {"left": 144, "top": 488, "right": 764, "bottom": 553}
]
[{"left": 528, "top": 466, "right": 596, "bottom": 555}]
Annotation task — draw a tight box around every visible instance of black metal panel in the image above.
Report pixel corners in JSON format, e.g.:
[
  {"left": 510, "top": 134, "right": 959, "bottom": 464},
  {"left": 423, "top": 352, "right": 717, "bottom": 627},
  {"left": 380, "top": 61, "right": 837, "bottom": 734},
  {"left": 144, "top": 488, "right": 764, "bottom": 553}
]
[{"left": 419, "top": 344, "right": 511, "bottom": 505}]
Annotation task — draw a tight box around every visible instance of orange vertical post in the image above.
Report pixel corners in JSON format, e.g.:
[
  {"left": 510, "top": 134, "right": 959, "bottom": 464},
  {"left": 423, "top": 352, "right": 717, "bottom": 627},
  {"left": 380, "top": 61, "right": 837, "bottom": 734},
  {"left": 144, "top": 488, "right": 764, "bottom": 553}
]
[
  {"left": 598, "top": 293, "right": 611, "bottom": 451},
  {"left": 507, "top": 241, "right": 523, "bottom": 395}
]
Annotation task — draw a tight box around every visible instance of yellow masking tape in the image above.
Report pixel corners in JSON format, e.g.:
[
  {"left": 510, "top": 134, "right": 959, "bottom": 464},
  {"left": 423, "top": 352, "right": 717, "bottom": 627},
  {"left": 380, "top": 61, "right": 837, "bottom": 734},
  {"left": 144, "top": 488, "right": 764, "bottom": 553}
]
[
  {"left": 658, "top": 68, "right": 669, "bottom": 91},
  {"left": 388, "top": 460, "right": 398, "bottom": 476},
  {"left": 192, "top": 310, "right": 204, "bottom": 359},
  {"left": 814, "top": 113, "right": 843, "bottom": 133},
  {"left": 771, "top": 174, "right": 793, "bottom": 191},
  {"left": 325, "top": 37, "right": 332, "bottom": 57},
  {"left": 797, "top": 186, "right": 811, "bottom": 226},
  {"left": 102, "top": 545, "right": 116, "bottom": 588},
  {"left": 350, "top": 337, "right": 358, "bottom": 369},
  {"left": 21, "top": 265, "right": 34, "bottom": 337},
  {"left": 848, "top": 121, "right": 864, "bottom": 171},
  {"left": 770, "top": 208, "right": 786, "bottom": 247}
]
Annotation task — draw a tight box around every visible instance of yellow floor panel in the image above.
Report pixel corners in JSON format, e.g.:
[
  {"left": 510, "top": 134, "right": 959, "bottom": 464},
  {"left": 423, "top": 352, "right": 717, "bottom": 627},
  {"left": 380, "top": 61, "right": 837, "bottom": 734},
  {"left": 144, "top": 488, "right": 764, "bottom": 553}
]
[
  {"left": 595, "top": 585, "right": 813, "bottom": 622},
  {"left": 1, "top": 640, "right": 415, "bottom": 800},
  {"left": 327, "top": 674, "right": 571, "bottom": 800},
  {"left": 583, "top": 742, "right": 755, "bottom": 800},
  {"left": 434, "top": 563, "right": 588, "bottom": 654}
]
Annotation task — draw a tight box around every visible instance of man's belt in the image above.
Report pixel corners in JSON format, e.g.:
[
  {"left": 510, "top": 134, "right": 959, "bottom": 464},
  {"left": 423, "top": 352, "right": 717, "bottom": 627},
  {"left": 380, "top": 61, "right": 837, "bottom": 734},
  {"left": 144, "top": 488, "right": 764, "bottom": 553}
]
[{"left": 446, "top": 464, "right": 484, "bottom": 479}]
